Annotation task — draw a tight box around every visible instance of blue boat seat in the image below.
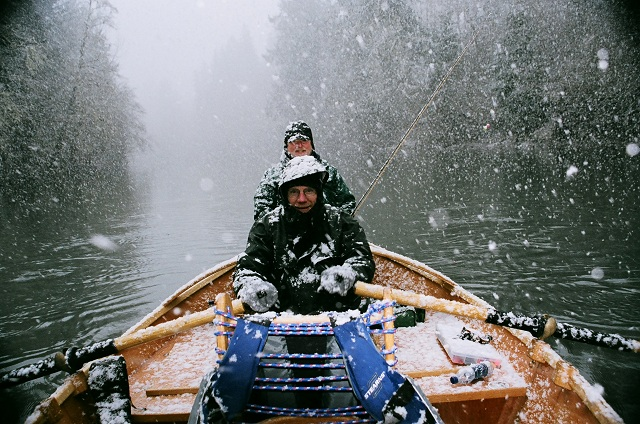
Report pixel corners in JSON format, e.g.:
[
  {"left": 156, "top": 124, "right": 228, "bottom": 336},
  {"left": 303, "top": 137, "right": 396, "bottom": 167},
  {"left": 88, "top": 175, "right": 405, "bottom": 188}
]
[{"left": 189, "top": 299, "right": 443, "bottom": 424}]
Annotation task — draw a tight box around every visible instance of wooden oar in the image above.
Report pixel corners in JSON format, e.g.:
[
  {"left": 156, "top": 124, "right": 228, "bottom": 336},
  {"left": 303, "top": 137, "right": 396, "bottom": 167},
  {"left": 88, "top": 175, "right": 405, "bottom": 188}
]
[
  {"left": 9, "top": 278, "right": 631, "bottom": 388},
  {"left": 354, "top": 282, "right": 640, "bottom": 353},
  {"left": 0, "top": 308, "right": 217, "bottom": 388}
]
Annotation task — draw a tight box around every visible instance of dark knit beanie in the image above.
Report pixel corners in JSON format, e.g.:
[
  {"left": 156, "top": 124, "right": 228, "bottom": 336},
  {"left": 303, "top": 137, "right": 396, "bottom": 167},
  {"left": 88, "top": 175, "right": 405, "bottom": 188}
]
[
  {"left": 284, "top": 121, "right": 314, "bottom": 149},
  {"left": 280, "top": 173, "right": 325, "bottom": 204}
]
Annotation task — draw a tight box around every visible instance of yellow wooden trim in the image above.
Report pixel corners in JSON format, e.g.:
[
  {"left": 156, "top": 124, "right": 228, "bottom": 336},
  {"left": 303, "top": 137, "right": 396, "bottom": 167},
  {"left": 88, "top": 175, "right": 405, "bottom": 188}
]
[
  {"left": 405, "top": 367, "right": 459, "bottom": 378},
  {"left": 426, "top": 385, "right": 527, "bottom": 404},
  {"left": 146, "top": 386, "right": 199, "bottom": 396}
]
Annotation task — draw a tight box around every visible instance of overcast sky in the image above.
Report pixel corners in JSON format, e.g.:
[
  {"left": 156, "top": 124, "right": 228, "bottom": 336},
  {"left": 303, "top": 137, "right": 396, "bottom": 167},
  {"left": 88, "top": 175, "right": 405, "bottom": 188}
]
[{"left": 108, "top": 0, "right": 279, "bottom": 109}]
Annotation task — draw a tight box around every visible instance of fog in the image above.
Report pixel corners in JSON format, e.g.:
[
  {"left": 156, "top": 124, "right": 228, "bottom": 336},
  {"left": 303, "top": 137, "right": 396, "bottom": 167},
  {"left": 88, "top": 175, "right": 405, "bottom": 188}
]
[
  {"left": 108, "top": 0, "right": 281, "bottom": 204},
  {"left": 109, "top": 0, "right": 277, "bottom": 106},
  {"left": 1, "top": 2, "right": 638, "bottom": 422}
]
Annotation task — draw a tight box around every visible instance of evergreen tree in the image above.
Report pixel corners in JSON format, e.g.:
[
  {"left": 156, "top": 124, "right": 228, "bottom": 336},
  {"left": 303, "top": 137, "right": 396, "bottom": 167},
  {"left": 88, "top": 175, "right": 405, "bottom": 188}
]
[
  {"left": 0, "top": 0, "right": 145, "bottom": 207},
  {"left": 265, "top": 0, "right": 433, "bottom": 177},
  {"left": 264, "top": 0, "right": 639, "bottom": 172}
]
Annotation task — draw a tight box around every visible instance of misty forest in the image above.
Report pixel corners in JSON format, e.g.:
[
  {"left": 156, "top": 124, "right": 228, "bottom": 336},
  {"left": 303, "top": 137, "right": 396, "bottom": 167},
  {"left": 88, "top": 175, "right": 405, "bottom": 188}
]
[
  {"left": 1, "top": 0, "right": 640, "bottom": 423},
  {"left": 2, "top": 0, "right": 639, "bottom": 209},
  {"left": 1, "top": 0, "right": 144, "bottom": 207}
]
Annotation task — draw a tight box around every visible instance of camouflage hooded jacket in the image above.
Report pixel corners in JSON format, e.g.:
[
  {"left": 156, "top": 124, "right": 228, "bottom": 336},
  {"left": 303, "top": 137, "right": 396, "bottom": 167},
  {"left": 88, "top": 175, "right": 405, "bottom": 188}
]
[
  {"left": 234, "top": 203, "right": 375, "bottom": 315},
  {"left": 253, "top": 151, "right": 356, "bottom": 221}
]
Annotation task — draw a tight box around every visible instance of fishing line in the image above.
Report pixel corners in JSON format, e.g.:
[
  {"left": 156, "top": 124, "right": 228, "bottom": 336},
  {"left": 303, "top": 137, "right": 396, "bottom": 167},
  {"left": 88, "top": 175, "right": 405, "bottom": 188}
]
[{"left": 353, "top": 26, "right": 482, "bottom": 216}]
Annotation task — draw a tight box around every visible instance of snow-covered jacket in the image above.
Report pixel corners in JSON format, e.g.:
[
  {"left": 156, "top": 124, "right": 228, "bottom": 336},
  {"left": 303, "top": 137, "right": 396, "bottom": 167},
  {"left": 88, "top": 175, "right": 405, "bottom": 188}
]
[
  {"left": 234, "top": 203, "right": 375, "bottom": 315},
  {"left": 253, "top": 151, "right": 356, "bottom": 221}
]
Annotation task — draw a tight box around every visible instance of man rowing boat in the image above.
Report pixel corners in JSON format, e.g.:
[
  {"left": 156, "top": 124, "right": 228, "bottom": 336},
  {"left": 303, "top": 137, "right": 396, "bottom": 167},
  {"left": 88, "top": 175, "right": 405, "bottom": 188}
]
[{"left": 235, "top": 155, "right": 375, "bottom": 314}]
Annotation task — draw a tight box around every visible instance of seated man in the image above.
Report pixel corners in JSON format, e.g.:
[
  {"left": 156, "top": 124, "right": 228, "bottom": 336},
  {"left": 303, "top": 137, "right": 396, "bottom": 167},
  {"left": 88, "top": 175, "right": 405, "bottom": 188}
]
[
  {"left": 235, "top": 155, "right": 375, "bottom": 315},
  {"left": 253, "top": 120, "right": 356, "bottom": 221},
  {"left": 197, "top": 181, "right": 438, "bottom": 422}
]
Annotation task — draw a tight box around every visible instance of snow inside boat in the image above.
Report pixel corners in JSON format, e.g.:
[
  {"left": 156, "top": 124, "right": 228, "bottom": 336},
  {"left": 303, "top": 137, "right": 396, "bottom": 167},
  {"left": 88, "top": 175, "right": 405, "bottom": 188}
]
[{"left": 23, "top": 244, "right": 624, "bottom": 423}]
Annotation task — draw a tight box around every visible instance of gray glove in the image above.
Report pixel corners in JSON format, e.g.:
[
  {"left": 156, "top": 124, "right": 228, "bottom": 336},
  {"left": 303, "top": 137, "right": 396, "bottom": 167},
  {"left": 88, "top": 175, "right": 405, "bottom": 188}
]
[
  {"left": 318, "top": 265, "right": 356, "bottom": 297},
  {"left": 237, "top": 277, "right": 279, "bottom": 312}
]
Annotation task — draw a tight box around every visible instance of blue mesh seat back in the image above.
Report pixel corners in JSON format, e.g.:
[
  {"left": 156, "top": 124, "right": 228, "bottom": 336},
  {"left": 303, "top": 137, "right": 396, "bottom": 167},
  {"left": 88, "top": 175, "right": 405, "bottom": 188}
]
[
  {"left": 334, "top": 319, "right": 442, "bottom": 423},
  {"left": 204, "top": 319, "right": 268, "bottom": 421},
  {"left": 249, "top": 335, "right": 297, "bottom": 409},
  {"left": 195, "top": 313, "right": 442, "bottom": 423},
  {"left": 249, "top": 334, "right": 358, "bottom": 411}
]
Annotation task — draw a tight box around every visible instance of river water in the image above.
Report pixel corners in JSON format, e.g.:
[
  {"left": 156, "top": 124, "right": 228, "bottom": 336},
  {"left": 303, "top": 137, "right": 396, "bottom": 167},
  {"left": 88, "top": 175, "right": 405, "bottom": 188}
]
[{"left": 1, "top": 146, "right": 639, "bottom": 423}]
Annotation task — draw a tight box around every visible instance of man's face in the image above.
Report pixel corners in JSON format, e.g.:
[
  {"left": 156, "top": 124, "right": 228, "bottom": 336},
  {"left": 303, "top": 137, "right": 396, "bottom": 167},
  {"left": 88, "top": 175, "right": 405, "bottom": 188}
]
[
  {"left": 286, "top": 137, "right": 313, "bottom": 157},
  {"left": 286, "top": 185, "right": 318, "bottom": 213}
]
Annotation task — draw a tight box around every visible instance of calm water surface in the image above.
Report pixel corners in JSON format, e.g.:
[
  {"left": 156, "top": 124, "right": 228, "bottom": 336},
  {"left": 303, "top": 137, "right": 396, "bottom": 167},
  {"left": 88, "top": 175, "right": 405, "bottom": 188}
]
[{"left": 1, "top": 148, "right": 639, "bottom": 423}]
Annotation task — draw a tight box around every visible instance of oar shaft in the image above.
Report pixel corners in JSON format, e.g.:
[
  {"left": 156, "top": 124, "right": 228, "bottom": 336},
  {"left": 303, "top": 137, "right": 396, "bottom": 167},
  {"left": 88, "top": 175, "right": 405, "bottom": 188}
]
[
  {"left": 354, "top": 281, "right": 489, "bottom": 321},
  {"left": 355, "top": 282, "right": 551, "bottom": 337},
  {"left": 114, "top": 308, "right": 216, "bottom": 351},
  {"left": 354, "top": 282, "right": 640, "bottom": 352},
  {"left": 1, "top": 308, "right": 218, "bottom": 388}
]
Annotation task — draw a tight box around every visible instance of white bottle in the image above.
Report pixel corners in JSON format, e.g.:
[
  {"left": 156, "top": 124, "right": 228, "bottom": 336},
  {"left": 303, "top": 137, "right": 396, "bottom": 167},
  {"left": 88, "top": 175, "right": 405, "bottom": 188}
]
[{"left": 450, "top": 361, "right": 494, "bottom": 384}]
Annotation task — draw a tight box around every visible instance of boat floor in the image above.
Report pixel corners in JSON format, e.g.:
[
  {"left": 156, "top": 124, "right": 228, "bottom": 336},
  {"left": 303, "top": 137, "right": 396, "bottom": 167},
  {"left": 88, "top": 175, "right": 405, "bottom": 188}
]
[{"left": 127, "top": 311, "right": 529, "bottom": 423}]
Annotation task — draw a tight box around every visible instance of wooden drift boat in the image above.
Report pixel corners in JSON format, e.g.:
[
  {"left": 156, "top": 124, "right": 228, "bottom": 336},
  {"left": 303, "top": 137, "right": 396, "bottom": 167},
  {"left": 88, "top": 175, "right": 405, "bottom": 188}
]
[{"left": 24, "top": 244, "right": 624, "bottom": 424}]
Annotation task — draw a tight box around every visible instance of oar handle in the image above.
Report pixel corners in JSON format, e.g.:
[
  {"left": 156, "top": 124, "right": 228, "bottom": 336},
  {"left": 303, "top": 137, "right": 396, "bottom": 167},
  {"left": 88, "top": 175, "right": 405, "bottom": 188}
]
[
  {"left": 354, "top": 282, "right": 640, "bottom": 352},
  {"left": 355, "top": 282, "right": 488, "bottom": 320}
]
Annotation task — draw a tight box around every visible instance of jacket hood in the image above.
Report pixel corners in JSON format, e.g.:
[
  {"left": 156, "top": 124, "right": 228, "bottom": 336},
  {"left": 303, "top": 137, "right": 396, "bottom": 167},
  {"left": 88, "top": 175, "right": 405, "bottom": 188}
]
[{"left": 279, "top": 156, "right": 328, "bottom": 209}]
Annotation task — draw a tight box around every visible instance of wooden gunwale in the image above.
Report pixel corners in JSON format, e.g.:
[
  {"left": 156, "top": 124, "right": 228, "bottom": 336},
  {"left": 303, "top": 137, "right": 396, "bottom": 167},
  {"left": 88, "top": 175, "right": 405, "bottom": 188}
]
[
  {"left": 24, "top": 244, "right": 623, "bottom": 424},
  {"left": 123, "top": 258, "right": 237, "bottom": 336},
  {"left": 370, "top": 245, "right": 621, "bottom": 424}
]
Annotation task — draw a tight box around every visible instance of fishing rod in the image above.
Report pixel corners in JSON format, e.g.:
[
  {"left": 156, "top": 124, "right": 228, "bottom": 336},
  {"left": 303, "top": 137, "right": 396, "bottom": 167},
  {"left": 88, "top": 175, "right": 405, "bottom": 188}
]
[
  {"left": 349, "top": 22, "right": 640, "bottom": 356},
  {"left": 352, "top": 26, "right": 482, "bottom": 217}
]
